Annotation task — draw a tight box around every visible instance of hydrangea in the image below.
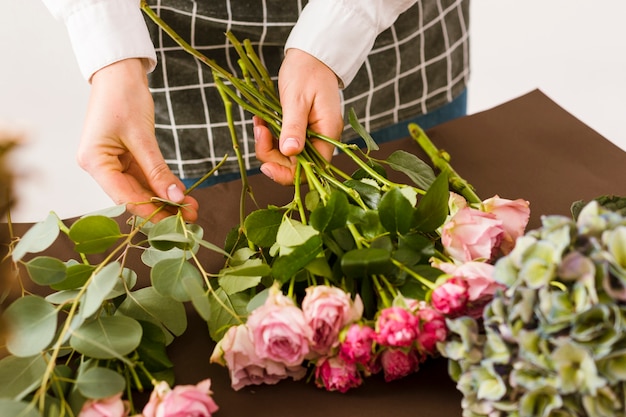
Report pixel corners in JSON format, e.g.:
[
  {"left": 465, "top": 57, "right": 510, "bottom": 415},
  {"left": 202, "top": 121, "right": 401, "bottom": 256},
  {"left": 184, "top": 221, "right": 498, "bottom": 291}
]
[{"left": 439, "top": 200, "right": 626, "bottom": 417}]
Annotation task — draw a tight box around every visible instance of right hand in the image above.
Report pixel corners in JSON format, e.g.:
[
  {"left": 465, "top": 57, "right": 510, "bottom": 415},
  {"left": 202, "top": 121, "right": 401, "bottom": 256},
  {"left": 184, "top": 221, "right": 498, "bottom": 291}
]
[{"left": 78, "top": 59, "right": 198, "bottom": 223}]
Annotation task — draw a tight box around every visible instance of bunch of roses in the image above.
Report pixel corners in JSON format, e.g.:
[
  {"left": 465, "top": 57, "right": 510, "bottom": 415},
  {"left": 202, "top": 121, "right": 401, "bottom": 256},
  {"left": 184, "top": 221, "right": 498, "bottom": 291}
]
[
  {"left": 428, "top": 194, "right": 531, "bottom": 318},
  {"left": 211, "top": 284, "right": 448, "bottom": 393},
  {"left": 78, "top": 379, "right": 219, "bottom": 417}
]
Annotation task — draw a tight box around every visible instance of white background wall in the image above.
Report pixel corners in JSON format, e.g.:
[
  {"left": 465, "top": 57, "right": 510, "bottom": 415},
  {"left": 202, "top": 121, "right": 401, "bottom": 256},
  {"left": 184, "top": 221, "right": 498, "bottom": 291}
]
[{"left": 2, "top": 0, "right": 626, "bottom": 223}]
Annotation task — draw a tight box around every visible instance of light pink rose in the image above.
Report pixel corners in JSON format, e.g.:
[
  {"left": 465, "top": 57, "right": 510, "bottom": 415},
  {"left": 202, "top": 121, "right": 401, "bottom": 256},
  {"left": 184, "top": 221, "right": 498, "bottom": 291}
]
[
  {"left": 246, "top": 287, "right": 312, "bottom": 366},
  {"left": 79, "top": 393, "right": 128, "bottom": 417},
  {"left": 482, "top": 195, "right": 530, "bottom": 254},
  {"left": 314, "top": 356, "right": 363, "bottom": 393},
  {"left": 375, "top": 306, "right": 419, "bottom": 348},
  {"left": 415, "top": 306, "right": 448, "bottom": 353},
  {"left": 142, "top": 379, "right": 218, "bottom": 417},
  {"left": 430, "top": 277, "right": 469, "bottom": 316},
  {"left": 441, "top": 207, "right": 504, "bottom": 263},
  {"left": 379, "top": 348, "right": 420, "bottom": 382},
  {"left": 338, "top": 323, "right": 376, "bottom": 368},
  {"left": 301, "top": 285, "right": 363, "bottom": 355},
  {"left": 210, "top": 324, "right": 306, "bottom": 390}
]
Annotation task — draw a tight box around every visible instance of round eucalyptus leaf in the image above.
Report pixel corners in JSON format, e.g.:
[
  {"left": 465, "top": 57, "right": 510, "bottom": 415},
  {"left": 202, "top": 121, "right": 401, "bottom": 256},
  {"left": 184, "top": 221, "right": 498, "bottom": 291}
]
[
  {"left": 50, "top": 263, "right": 95, "bottom": 291},
  {"left": 70, "top": 315, "right": 142, "bottom": 360},
  {"left": 12, "top": 212, "right": 60, "bottom": 262},
  {"left": 116, "top": 287, "right": 187, "bottom": 344},
  {"left": 3, "top": 296, "right": 57, "bottom": 357},
  {"left": 151, "top": 258, "right": 203, "bottom": 302},
  {"left": 68, "top": 215, "right": 123, "bottom": 254},
  {"left": 182, "top": 277, "right": 211, "bottom": 321},
  {"left": 79, "top": 262, "right": 121, "bottom": 319},
  {"left": 76, "top": 366, "right": 125, "bottom": 399},
  {"left": 148, "top": 215, "right": 197, "bottom": 251},
  {"left": 25, "top": 256, "right": 67, "bottom": 286},
  {"left": 0, "top": 354, "right": 47, "bottom": 400},
  {"left": 0, "top": 399, "right": 42, "bottom": 417}
]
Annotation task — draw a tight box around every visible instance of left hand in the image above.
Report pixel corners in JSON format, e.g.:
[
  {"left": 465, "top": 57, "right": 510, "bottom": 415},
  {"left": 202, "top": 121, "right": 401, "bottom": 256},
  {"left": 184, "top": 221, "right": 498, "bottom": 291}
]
[{"left": 254, "top": 48, "right": 344, "bottom": 185}]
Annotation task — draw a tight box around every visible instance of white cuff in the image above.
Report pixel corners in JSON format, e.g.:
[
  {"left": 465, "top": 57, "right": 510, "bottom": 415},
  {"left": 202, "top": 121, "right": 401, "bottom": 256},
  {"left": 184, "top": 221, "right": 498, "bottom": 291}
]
[{"left": 63, "top": 0, "right": 157, "bottom": 80}]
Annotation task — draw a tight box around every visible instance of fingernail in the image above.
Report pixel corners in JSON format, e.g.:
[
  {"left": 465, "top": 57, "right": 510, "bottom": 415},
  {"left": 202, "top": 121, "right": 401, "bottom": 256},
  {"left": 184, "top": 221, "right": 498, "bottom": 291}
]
[
  {"left": 281, "top": 137, "right": 299, "bottom": 153},
  {"left": 253, "top": 126, "right": 261, "bottom": 143},
  {"left": 260, "top": 165, "right": 274, "bottom": 180},
  {"left": 167, "top": 184, "right": 185, "bottom": 202}
]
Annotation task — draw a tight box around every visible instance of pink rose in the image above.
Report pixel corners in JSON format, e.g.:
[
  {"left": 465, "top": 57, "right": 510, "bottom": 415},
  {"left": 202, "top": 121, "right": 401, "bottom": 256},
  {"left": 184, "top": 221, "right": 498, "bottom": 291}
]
[
  {"left": 415, "top": 306, "right": 447, "bottom": 353},
  {"left": 338, "top": 323, "right": 376, "bottom": 368},
  {"left": 430, "top": 277, "right": 469, "bottom": 316},
  {"left": 79, "top": 393, "right": 128, "bottom": 417},
  {"left": 379, "top": 348, "right": 420, "bottom": 382},
  {"left": 301, "top": 286, "right": 363, "bottom": 355},
  {"left": 314, "top": 356, "right": 363, "bottom": 393},
  {"left": 441, "top": 207, "right": 504, "bottom": 263},
  {"left": 210, "top": 324, "right": 307, "bottom": 390},
  {"left": 246, "top": 287, "right": 312, "bottom": 366},
  {"left": 482, "top": 195, "right": 530, "bottom": 254},
  {"left": 433, "top": 261, "right": 503, "bottom": 317},
  {"left": 375, "top": 306, "right": 419, "bottom": 347},
  {"left": 142, "top": 379, "right": 218, "bottom": 417}
]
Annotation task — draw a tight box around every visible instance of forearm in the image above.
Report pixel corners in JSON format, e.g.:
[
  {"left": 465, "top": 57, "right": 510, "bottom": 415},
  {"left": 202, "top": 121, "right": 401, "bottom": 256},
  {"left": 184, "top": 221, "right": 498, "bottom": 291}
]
[
  {"left": 41, "top": 0, "right": 157, "bottom": 81},
  {"left": 286, "top": 0, "right": 417, "bottom": 87}
]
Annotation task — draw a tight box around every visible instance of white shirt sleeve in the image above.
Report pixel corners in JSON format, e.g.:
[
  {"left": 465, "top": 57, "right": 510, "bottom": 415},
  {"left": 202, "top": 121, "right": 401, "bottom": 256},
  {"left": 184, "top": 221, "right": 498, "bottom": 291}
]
[
  {"left": 285, "top": 0, "right": 418, "bottom": 88},
  {"left": 41, "top": 0, "right": 157, "bottom": 81}
]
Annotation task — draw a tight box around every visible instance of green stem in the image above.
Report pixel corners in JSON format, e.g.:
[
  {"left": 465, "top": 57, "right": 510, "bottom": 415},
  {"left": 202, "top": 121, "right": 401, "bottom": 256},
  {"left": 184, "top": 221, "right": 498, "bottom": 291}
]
[{"left": 408, "top": 123, "right": 481, "bottom": 204}]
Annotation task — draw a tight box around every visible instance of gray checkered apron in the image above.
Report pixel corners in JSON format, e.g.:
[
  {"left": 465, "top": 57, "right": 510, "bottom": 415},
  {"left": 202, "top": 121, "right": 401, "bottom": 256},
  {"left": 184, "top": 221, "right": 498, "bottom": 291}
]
[{"left": 144, "top": 0, "right": 470, "bottom": 180}]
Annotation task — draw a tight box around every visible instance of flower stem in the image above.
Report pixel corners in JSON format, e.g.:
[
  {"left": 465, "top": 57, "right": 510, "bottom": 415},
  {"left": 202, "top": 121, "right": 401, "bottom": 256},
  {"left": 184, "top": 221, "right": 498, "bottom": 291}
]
[{"left": 408, "top": 123, "right": 481, "bottom": 204}]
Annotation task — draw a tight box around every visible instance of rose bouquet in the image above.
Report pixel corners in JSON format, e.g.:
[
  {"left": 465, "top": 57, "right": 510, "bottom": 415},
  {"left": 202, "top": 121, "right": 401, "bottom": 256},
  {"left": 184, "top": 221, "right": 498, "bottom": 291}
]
[{"left": 439, "top": 197, "right": 626, "bottom": 417}]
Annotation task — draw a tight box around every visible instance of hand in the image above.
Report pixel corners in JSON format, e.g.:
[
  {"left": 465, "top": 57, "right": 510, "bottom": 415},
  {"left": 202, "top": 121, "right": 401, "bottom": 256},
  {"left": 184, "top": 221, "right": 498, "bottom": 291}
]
[
  {"left": 254, "top": 49, "right": 343, "bottom": 185},
  {"left": 78, "top": 59, "right": 199, "bottom": 222}
]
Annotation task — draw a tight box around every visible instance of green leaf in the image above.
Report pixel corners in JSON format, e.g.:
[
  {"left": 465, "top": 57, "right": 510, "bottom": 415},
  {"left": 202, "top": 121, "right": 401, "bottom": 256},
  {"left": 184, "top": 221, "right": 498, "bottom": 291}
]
[
  {"left": 151, "top": 258, "right": 203, "bottom": 302},
  {"left": 148, "top": 216, "right": 201, "bottom": 251},
  {"left": 219, "top": 259, "right": 269, "bottom": 294},
  {"left": 82, "top": 204, "right": 127, "bottom": 219},
  {"left": 244, "top": 209, "right": 284, "bottom": 247},
  {"left": 272, "top": 235, "right": 324, "bottom": 283},
  {"left": 12, "top": 212, "right": 60, "bottom": 262},
  {"left": 0, "top": 399, "right": 42, "bottom": 417},
  {"left": 208, "top": 288, "right": 249, "bottom": 341},
  {"left": 344, "top": 179, "right": 382, "bottom": 209},
  {"left": 76, "top": 366, "right": 125, "bottom": 399},
  {"left": 70, "top": 316, "right": 142, "bottom": 360},
  {"left": 0, "top": 355, "right": 47, "bottom": 400},
  {"left": 341, "top": 247, "right": 393, "bottom": 278},
  {"left": 3, "top": 296, "right": 57, "bottom": 357},
  {"left": 117, "top": 287, "right": 187, "bottom": 344},
  {"left": 348, "top": 107, "right": 379, "bottom": 151},
  {"left": 136, "top": 320, "right": 174, "bottom": 372},
  {"left": 50, "top": 263, "right": 95, "bottom": 291},
  {"left": 398, "top": 265, "right": 442, "bottom": 300},
  {"left": 310, "top": 191, "right": 350, "bottom": 232},
  {"left": 79, "top": 262, "right": 121, "bottom": 319},
  {"left": 275, "top": 218, "right": 318, "bottom": 251},
  {"left": 181, "top": 277, "right": 211, "bottom": 322},
  {"left": 412, "top": 172, "right": 450, "bottom": 232},
  {"left": 25, "top": 256, "right": 67, "bottom": 286},
  {"left": 385, "top": 150, "right": 436, "bottom": 190},
  {"left": 351, "top": 161, "right": 388, "bottom": 182},
  {"left": 68, "top": 215, "right": 123, "bottom": 254},
  {"left": 378, "top": 188, "right": 415, "bottom": 235}
]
